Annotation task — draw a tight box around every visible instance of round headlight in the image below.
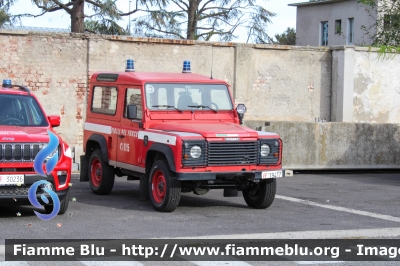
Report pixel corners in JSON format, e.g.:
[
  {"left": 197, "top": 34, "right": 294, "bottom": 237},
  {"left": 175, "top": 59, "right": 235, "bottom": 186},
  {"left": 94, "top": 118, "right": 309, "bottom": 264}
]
[
  {"left": 190, "top": 145, "right": 202, "bottom": 158},
  {"left": 260, "top": 144, "right": 270, "bottom": 157},
  {"left": 236, "top": 104, "right": 247, "bottom": 114}
]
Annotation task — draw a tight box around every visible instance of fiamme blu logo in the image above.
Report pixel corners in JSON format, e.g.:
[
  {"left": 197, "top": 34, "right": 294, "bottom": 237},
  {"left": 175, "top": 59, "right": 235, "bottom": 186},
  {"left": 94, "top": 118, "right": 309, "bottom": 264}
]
[{"left": 28, "top": 130, "right": 60, "bottom": 221}]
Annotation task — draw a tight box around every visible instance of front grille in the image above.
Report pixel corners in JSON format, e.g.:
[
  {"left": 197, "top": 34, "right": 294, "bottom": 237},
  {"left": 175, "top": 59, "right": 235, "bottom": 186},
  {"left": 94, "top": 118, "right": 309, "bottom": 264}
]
[
  {"left": 208, "top": 141, "right": 258, "bottom": 166},
  {"left": 0, "top": 143, "right": 45, "bottom": 162},
  {"left": 0, "top": 185, "right": 30, "bottom": 196}
]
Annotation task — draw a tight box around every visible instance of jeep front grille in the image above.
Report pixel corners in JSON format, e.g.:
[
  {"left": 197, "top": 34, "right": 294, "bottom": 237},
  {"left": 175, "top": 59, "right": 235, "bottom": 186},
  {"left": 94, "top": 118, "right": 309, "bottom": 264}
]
[
  {"left": 0, "top": 143, "right": 44, "bottom": 162},
  {"left": 208, "top": 141, "right": 258, "bottom": 166},
  {"left": 0, "top": 184, "right": 30, "bottom": 196}
]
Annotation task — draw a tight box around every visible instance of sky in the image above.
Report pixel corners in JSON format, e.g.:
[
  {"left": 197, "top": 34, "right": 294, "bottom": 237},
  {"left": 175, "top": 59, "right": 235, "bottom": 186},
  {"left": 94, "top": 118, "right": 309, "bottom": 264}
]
[{"left": 9, "top": 0, "right": 299, "bottom": 43}]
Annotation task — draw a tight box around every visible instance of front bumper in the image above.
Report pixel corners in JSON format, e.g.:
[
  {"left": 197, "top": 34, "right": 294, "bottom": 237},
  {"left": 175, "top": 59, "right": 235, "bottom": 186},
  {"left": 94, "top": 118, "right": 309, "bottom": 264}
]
[
  {"left": 0, "top": 173, "right": 70, "bottom": 205},
  {"left": 176, "top": 169, "right": 290, "bottom": 181}
]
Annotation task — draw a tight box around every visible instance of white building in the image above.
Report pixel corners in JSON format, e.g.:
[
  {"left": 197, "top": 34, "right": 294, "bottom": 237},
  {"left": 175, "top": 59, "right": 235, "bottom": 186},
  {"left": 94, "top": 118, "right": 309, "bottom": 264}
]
[{"left": 289, "top": 0, "right": 377, "bottom": 46}]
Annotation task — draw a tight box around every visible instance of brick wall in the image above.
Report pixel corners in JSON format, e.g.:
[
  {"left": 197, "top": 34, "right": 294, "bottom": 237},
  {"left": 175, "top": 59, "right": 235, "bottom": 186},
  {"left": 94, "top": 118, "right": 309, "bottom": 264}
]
[{"left": 0, "top": 32, "right": 87, "bottom": 148}]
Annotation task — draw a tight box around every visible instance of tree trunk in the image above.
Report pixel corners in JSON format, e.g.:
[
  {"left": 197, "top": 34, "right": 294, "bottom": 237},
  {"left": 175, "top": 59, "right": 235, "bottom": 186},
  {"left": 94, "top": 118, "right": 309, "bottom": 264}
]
[
  {"left": 70, "top": 0, "right": 85, "bottom": 33},
  {"left": 186, "top": 0, "right": 198, "bottom": 39}
]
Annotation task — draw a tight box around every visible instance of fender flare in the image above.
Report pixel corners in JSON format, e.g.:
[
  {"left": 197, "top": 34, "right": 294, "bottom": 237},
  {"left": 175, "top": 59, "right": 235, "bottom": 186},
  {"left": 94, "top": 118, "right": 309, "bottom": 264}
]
[
  {"left": 87, "top": 134, "right": 109, "bottom": 163},
  {"left": 147, "top": 143, "right": 176, "bottom": 172}
]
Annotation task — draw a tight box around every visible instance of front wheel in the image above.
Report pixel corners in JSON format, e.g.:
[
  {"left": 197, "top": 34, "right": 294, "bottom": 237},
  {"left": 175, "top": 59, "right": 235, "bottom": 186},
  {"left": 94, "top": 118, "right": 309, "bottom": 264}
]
[
  {"left": 243, "top": 179, "right": 276, "bottom": 209},
  {"left": 148, "top": 160, "right": 181, "bottom": 212},
  {"left": 88, "top": 150, "right": 115, "bottom": 195},
  {"left": 44, "top": 189, "right": 70, "bottom": 215}
]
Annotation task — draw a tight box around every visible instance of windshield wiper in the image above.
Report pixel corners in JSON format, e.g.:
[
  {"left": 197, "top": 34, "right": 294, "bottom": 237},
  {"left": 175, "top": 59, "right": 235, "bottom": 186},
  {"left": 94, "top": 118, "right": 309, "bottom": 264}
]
[
  {"left": 188, "top": 105, "right": 218, "bottom": 113},
  {"left": 152, "top": 105, "right": 183, "bottom": 113}
]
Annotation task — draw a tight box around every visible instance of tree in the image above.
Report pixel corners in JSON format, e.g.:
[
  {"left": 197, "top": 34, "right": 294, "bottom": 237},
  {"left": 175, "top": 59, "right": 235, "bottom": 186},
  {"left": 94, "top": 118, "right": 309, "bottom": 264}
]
[
  {"left": 84, "top": 18, "right": 127, "bottom": 35},
  {"left": 272, "top": 27, "right": 296, "bottom": 45},
  {"left": 0, "top": 0, "right": 15, "bottom": 27},
  {"left": 25, "top": 0, "right": 154, "bottom": 33},
  {"left": 131, "top": 0, "right": 275, "bottom": 42},
  {"left": 358, "top": 0, "right": 400, "bottom": 46}
]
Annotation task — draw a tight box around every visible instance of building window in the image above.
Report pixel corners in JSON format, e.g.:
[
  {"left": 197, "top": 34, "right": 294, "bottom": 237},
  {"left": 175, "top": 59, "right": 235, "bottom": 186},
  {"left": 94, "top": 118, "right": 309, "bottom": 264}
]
[
  {"left": 384, "top": 14, "right": 400, "bottom": 30},
  {"left": 335, "top": 20, "right": 342, "bottom": 34},
  {"left": 321, "top": 21, "right": 329, "bottom": 46},
  {"left": 348, "top": 18, "right": 354, "bottom": 44}
]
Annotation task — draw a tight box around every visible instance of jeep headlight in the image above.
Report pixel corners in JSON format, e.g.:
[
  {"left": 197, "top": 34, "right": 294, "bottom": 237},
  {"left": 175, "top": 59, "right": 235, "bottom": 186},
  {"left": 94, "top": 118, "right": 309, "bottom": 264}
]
[
  {"left": 43, "top": 144, "right": 60, "bottom": 161},
  {"left": 260, "top": 144, "right": 270, "bottom": 157},
  {"left": 190, "top": 145, "right": 202, "bottom": 158},
  {"left": 182, "top": 141, "right": 206, "bottom": 166}
]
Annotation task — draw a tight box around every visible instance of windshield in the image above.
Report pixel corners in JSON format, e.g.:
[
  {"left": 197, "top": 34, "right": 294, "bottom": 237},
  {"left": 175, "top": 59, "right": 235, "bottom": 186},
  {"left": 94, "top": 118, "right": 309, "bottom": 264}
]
[
  {"left": 0, "top": 94, "right": 48, "bottom": 126},
  {"left": 145, "top": 83, "right": 233, "bottom": 111}
]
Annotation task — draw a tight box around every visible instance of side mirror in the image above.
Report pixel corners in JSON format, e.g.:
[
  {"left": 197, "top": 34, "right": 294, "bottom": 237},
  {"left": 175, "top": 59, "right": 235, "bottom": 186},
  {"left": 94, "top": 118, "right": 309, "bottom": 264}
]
[
  {"left": 48, "top": 115, "right": 60, "bottom": 127},
  {"left": 127, "top": 105, "right": 137, "bottom": 119}
]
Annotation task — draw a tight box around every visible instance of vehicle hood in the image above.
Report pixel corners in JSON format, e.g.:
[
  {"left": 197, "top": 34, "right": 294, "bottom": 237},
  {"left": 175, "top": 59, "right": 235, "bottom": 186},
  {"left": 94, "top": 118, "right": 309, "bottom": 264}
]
[
  {"left": 150, "top": 122, "right": 265, "bottom": 138},
  {"left": 0, "top": 126, "right": 51, "bottom": 142}
]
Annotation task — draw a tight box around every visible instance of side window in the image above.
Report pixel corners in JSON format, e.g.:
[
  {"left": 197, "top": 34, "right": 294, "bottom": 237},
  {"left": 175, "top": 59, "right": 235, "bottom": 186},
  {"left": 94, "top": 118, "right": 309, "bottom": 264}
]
[
  {"left": 91, "top": 86, "right": 118, "bottom": 115},
  {"left": 125, "top": 88, "right": 143, "bottom": 119}
]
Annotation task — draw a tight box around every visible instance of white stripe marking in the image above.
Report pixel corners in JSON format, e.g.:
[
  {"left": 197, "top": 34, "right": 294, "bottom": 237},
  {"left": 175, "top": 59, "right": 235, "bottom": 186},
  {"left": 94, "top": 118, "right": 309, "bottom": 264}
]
[
  {"left": 276, "top": 195, "right": 400, "bottom": 223},
  {"left": 138, "top": 131, "right": 176, "bottom": 146},
  {"left": 84, "top": 122, "right": 112, "bottom": 134}
]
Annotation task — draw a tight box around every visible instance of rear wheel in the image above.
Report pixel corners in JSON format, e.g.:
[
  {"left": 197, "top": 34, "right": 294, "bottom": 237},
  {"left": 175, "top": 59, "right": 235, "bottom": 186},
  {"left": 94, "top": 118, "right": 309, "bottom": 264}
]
[
  {"left": 88, "top": 150, "right": 115, "bottom": 195},
  {"left": 243, "top": 179, "right": 276, "bottom": 209},
  {"left": 148, "top": 160, "right": 181, "bottom": 212}
]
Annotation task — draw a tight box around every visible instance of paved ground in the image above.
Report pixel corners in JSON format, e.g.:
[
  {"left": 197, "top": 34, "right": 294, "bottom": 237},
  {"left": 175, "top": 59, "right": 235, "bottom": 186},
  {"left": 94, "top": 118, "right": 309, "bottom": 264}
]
[{"left": 1, "top": 172, "right": 400, "bottom": 265}]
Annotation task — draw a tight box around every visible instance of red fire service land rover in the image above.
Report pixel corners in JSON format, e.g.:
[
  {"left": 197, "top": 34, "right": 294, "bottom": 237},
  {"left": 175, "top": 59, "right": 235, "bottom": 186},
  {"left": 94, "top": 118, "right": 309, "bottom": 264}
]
[
  {"left": 0, "top": 79, "right": 72, "bottom": 214},
  {"left": 80, "top": 60, "right": 287, "bottom": 212}
]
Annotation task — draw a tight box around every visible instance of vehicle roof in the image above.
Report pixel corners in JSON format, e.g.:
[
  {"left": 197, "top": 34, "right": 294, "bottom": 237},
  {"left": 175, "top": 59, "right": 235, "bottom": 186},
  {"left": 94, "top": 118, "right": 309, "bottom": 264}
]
[
  {"left": 0, "top": 87, "right": 30, "bottom": 96},
  {"left": 91, "top": 71, "right": 228, "bottom": 84}
]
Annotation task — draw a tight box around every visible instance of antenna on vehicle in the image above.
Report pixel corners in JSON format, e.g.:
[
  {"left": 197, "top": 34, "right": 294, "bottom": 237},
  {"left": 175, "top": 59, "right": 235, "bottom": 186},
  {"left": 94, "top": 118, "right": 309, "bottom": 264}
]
[{"left": 210, "top": 45, "right": 214, "bottom": 79}]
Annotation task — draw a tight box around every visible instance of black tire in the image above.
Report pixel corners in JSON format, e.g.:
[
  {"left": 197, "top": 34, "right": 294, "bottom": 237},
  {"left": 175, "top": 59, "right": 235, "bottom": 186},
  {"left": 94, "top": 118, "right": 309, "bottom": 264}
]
[
  {"left": 88, "top": 150, "right": 115, "bottom": 195},
  {"left": 243, "top": 179, "right": 276, "bottom": 209},
  {"left": 44, "top": 189, "right": 70, "bottom": 215},
  {"left": 148, "top": 160, "right": 181, "bottom": 212}
]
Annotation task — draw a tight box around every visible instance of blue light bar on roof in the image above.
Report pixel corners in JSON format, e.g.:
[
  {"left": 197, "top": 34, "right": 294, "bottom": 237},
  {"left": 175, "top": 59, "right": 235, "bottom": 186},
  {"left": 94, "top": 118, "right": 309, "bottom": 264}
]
[
  {"left": 182, "top": 60, "right": 191, "bottom": 73},
  {"left": 126, "top": 59, "right": 135, "bottom": 72},
  {"left": 2, "top": 79, "right": 12, "bottom": 88}
]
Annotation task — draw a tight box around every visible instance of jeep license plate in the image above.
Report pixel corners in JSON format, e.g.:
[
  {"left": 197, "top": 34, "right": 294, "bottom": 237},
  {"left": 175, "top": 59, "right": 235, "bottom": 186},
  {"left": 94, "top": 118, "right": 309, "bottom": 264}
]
[
  {"left": 0, "top": 175, "right": 24, "bottom": 185},
  {"left": 261, "top": 171, "right": 283, "bottom": 179}
]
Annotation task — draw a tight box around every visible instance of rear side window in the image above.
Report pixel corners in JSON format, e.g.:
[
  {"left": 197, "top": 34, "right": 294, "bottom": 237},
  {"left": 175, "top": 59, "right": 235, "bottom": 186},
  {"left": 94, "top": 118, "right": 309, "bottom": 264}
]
[{"left": 91, "top": 86, "right": 118, "bottom": 115}]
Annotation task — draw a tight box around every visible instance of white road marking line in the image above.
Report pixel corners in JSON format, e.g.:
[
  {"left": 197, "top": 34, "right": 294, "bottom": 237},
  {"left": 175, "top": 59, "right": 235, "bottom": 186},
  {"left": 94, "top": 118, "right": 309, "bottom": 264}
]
[
  {"left": 0, "top": 263, "right": 30, "bottom": 266},
  {"left": 170, "top": 227, "right": 400, "bottom": 239},
  {"left": 276, "top": 195, "right": 400, "bottom": 223},
  {"left": 295, "top": 261, "right": 344, "bottom": 265}
]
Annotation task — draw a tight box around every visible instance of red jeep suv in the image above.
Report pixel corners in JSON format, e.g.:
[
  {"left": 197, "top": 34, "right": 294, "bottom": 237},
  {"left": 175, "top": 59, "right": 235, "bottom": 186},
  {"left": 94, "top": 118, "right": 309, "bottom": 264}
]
[{"left": 0, "top": 79, "right": 72, "bottom": 214}]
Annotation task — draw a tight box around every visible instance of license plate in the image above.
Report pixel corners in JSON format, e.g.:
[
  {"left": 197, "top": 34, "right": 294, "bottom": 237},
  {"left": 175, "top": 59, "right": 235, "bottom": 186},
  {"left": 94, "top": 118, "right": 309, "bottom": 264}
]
[
  {"left": 0, "top": 175, "right": 24, "bottom": 185},
  {"left": 261, "top": 171, "right": 283, "bottom": 179}
]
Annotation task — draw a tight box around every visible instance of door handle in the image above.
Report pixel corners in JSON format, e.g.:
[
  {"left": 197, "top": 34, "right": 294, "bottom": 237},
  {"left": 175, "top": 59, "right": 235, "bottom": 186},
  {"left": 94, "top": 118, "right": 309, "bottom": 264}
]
[{"left": 118, "top": 135, "right": 125, "bottom": 139}]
